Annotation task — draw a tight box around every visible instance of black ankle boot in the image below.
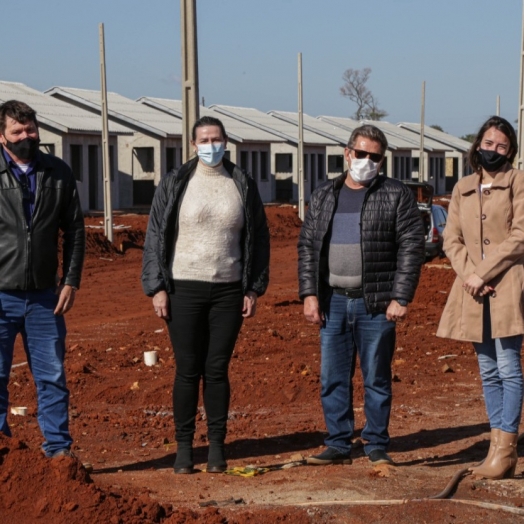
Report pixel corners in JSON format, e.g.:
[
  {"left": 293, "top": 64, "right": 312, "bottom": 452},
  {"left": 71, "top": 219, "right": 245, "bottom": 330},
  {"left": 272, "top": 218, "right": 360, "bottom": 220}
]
[
  {"left": 174, "top": 442, "right": 194, "bottom": 474},
  {"left": 207, "top": 442, "right": 227, "bottom": 473}
]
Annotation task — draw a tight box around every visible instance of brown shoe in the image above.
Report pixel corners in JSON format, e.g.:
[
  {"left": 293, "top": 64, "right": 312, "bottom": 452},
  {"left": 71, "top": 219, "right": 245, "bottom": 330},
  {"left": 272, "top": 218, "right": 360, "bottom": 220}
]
[
  {"left": 470, "top": 428, "right": 500, "bottom": 470},
  {"left": 469, "top": 429, "right": 517, "bottom": 479}
]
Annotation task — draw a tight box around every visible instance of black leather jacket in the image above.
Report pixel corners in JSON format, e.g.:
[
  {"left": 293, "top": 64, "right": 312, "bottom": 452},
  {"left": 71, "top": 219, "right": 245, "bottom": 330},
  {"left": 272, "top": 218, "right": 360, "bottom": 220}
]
[
  {"left": 298, "top": 173, "right": 425, "bottom": 313},
  {"left": 0, "top": 147, "right": 85, "bottom": 290},
  {"left": 142, "top": 157, "right": 270, "bottom": 297}
]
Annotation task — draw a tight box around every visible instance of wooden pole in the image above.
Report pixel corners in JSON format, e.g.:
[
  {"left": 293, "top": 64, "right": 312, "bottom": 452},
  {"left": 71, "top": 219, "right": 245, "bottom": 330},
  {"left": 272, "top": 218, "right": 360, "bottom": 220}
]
[
  {"left": 419, "top": 81, "right": 425, "bottom": 182},
  {"left": 181, "top": 0, "right": 200, "bottom": 163},
  {"left": 496, "top": 95, "right": 500, "bottom": 116},
  {"left": 518, "top": 0, "right": 524, "bottom": 170},
  {"left": 298, "top": 53, "right": 305, "bottom": 220},
  {"left": 99, "top": 23, "right": 113, "bottom": 242}
]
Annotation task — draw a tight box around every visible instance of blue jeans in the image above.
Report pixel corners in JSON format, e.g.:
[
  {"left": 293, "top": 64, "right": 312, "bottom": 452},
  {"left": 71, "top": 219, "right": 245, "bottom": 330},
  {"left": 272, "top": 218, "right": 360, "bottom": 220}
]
[
  {"left": 320, "top": 293, "right": 396, "bottom": 455},
  {"left": 0, "top": 289, "right": 70, "bottom": 456},
  {"left": 473, "top": 300, "right": 523, "bottom": 434}
]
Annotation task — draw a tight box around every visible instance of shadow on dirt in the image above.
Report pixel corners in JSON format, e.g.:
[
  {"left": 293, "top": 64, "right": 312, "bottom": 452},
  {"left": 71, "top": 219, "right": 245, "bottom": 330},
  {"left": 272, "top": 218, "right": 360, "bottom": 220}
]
[{"left": 92, "top": 430, "right": 326, "bottom": 474}]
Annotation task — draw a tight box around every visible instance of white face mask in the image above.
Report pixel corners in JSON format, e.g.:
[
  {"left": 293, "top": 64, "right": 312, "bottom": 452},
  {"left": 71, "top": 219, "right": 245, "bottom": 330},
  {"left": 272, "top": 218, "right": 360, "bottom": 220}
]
[
  {"left": 196, "top": 142, "right": 225, "bottom": 167},
  {"left": 349, "top": 157, "right": 379, "bottom": 184}
]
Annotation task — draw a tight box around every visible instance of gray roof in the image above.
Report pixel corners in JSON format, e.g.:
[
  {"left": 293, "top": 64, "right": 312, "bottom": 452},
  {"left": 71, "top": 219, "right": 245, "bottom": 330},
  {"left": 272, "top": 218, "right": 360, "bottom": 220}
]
[
  {"left": 210, "top": 105, "right": 338, "bottom": 146},
  {"left": 318, "top": 115, "right": 450, "bottom": 152},
  {"left": 397, "top": 122, "right": 472, "bottom": 153},
  {"left": 0, "top": 81, "right": 132, "bottom": 134},
  {"left": 268, "top": 111, "right": 350, "bottom": 146},
  {"left": 46, "top": 87, "right": 182, "bottom": 138},
  {"left": 360, "top": 120, "right": 452, "bottom": 152},
  {"left": 138, "top": 97, "right": 284, "bottom": 144}
]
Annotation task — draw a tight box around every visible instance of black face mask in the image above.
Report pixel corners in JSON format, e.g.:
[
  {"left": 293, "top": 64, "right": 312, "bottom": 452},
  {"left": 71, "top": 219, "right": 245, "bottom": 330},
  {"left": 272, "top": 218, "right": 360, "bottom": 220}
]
[
  {"left": 477, "top": 148, "right": 508, "bottom": 172},
  {"left": 5, "top": 137, "right": 40, "bottom": 161}
]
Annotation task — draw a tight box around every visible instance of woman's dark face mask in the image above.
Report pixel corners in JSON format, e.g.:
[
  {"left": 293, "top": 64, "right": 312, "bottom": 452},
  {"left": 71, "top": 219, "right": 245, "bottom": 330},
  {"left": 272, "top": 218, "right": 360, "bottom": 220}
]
[{"left": 477, "top": 148, "right": 508, "bottom": 172}]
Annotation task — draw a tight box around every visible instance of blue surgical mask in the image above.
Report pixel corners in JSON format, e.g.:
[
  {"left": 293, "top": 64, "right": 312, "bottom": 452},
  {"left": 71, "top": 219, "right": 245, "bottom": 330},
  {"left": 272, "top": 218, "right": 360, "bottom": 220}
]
[{"left": 197, "top": 142, "right": 225, "bottom": 167}]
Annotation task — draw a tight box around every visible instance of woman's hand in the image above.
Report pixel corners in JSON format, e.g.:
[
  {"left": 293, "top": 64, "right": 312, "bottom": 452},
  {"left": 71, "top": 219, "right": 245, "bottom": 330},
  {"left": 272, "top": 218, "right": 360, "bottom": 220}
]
[
  {"left": 152, "top": 290, "right": 170, "bottom": 319},
  {"left": 463, "top": 274, "right": 491, "bottom": 297},
  {"left": 242, "top": 291, "right": 257, "bottom": 318}
]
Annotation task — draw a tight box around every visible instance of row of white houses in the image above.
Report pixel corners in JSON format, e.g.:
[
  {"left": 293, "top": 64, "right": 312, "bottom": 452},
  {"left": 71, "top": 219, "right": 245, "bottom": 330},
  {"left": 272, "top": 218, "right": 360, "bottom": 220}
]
[{"left": 0, "top": 81, "right": 472, "bottom": 211}]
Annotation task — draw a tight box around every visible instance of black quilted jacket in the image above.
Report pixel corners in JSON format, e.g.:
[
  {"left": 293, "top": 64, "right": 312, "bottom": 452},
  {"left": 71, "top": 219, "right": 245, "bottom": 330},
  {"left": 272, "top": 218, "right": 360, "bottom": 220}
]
[
  {"left": 298, "top": 173, "right": 425, "bottom": 313},
  {"left": 142, "top": 157, "right": 270, "bottom": 298}
]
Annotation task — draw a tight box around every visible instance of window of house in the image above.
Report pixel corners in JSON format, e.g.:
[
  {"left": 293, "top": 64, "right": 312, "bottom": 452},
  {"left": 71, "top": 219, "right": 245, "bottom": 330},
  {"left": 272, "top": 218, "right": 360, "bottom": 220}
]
[
  {"left": 303, "top": 154, "right": 309, "bottom": 181},
  {"left": 70, "top": 145, "right": 83, "bottom": 182},
  {"left": 275, "top": 153, "right": 292, "bottom": 173},
  {"left": 251, "top": 151, "right": 259, "bottom": 181},
  {"left": 240, "top": 151, "right": 249, "bottom": 171},
  {"left": 133, "top": 147, "right": 154, "bottom": 173},
  {"left": 109, "top": 145, "right": 115, "bottom": 181},
  {"left": 317, "top": 154, "right": 325, "bottom": 180},
  {"left": 166, "top": 147, "right": 176, "bottom": 172},
  {"left": 260, "top": 151, "right": 268, "bottom": 181},
  {"left": 328, "top": 155, "right": 344, "bottom": 173},
  {"left": 224, "top": 150, "right": 231, "bottom": 160},
  {"left": 394, "top": 157, "right": 400, "bottom": 180}
]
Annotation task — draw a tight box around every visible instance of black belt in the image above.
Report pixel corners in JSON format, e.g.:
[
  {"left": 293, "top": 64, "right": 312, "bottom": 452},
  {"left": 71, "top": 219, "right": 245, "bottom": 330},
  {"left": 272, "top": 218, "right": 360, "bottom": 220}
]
[{"left": 332, "top": 287, "right": 363, "bottom": 299}]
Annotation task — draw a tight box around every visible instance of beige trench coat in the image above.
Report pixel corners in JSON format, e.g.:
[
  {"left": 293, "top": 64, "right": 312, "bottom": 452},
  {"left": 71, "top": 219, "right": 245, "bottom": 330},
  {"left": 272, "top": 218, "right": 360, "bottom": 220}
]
[{"left": 437, "top": 166, "right": 524, "bottom": 342}]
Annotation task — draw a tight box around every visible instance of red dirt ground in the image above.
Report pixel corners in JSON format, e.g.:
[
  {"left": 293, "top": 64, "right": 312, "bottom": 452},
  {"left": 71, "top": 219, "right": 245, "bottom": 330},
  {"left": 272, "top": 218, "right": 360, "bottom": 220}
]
[{"left": 2, "top": 205, "right": 524, "bottom": 523}]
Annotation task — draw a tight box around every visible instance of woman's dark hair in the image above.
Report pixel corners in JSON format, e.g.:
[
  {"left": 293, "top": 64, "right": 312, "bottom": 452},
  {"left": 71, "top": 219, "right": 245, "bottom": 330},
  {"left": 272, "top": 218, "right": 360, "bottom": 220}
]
[
  {"left": 191, "top": 116, "right": 227, "bottom": 141},
  {"left": 0, "top": 100, "right": 38, "bottom": 133},
  {"left": 468, "top": 116, "right": 518, "bottom": 172}
]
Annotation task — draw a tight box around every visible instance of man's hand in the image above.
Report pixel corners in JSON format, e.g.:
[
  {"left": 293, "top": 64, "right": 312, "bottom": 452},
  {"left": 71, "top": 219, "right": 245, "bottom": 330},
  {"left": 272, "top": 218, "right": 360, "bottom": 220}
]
[
  {"left": 304, "top": 295, "right": 324, "bottom": 325},
  {"left": 386, "top": 300, "right": 408, "bottom": 322},
  {"left": 242, "top": 291, "right": 257, "bottom": 318},
  {"left": 54, "top": 285, "right": 76, "bottom": 315},
  {"left": 463, "top": 274, "right": 492, "bottom": 297},
  {"left": 153, "top": 290, "right": 170, "bottom": 319}
]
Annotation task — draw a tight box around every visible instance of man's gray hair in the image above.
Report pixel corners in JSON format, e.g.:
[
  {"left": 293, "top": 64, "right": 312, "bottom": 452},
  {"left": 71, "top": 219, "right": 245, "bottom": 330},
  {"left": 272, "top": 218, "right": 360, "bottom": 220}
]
[{"left": 347, "top": 125, "right": 388, "bottom": 155}]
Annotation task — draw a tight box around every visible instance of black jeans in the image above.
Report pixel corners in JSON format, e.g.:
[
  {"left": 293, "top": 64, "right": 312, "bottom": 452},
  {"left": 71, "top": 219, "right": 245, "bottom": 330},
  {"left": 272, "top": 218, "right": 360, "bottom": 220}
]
[{"left": 167, "top": 280, "right": 244, "bottom": 443}]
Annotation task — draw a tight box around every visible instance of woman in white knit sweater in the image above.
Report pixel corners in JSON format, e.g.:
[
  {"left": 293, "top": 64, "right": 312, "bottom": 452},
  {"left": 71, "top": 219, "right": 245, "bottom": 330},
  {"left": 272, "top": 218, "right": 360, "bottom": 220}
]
[{"left": 142, "top": 116, "right": 270, "bottom": 474}]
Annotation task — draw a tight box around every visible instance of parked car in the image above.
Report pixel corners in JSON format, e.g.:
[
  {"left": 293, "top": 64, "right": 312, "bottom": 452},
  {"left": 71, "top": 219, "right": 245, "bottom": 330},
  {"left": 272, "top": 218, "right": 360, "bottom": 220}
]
[{"left": 404, "top": 182, "right": 448, "bottom": 259}]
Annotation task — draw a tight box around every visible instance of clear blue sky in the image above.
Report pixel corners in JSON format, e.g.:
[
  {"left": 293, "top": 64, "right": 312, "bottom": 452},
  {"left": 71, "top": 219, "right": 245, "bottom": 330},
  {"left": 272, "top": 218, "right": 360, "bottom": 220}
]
[{"left": 4, "top": 0, "right": 523, "bottom": 137}]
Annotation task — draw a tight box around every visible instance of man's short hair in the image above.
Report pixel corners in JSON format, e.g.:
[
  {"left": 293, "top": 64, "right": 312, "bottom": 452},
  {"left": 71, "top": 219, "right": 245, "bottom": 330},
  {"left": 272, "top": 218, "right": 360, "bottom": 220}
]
[
  {"left": 191, "top": 115, "right": 227, "bottom": 141},
  {"left": 347, "top": 125, "right": 388, "bottom": 156},
  {"left": 0, "top": 100, "right": 38, "bottom": 133}
]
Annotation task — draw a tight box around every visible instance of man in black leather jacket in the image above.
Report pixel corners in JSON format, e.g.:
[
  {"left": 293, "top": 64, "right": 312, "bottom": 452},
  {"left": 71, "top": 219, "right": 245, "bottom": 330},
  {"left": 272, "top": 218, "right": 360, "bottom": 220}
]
[
  {"left": 298, "top": 125, "right": 424, "bottom": 466},
  {"left": 0, "top": 100, "right": 85, "bottom": 458}
]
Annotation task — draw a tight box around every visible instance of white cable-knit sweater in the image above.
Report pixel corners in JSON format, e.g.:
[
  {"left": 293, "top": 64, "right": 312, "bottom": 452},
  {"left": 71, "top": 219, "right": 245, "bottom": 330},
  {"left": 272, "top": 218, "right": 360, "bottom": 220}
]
[{"left": 170, "top": 162, "right": 245, "bottom": 283}]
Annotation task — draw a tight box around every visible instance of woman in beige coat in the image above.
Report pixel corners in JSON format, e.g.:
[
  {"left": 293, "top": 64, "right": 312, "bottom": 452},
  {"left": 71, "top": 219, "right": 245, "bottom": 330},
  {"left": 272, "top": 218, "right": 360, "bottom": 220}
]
[{"left": 437, "top": 116, "right": 524, "bottom": 479}]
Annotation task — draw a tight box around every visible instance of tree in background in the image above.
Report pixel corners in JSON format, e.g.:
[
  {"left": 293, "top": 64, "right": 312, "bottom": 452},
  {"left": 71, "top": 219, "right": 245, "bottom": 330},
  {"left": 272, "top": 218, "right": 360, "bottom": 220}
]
[
  {"left": 430, "top": 124, "right": 444, "bottom": 132},
  {"left": 460, "top": 134, "right": 476, "bottom": 143},
  {"left": 340, "top": 68, "right": 388, "bottom": 121}
]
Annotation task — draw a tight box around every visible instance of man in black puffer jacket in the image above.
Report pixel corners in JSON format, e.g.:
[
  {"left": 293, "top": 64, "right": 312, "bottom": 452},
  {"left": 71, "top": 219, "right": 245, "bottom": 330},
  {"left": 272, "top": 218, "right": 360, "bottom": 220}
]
[{"left": 298, "top": 125, "right": 424, "bottom": 467}]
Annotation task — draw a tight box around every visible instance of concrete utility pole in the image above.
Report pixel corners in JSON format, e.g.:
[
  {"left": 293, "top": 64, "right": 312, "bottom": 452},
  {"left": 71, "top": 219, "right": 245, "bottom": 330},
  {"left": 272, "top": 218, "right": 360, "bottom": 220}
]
[
  {"left": 518, "top": 0, "right": 524, "bottom": 169},
  {"left": 496, "top": 95, "right": 500, "bottom": 116},
  {"left": 99, "top": 23, "right": 113, "bottom": 242},
  {"left": 181, "top": 0, "right": 200, "bottom": 163},
  {"left": 419, "top": 81, "right": 426, "bottom": 182},
  {"left": 297, "top": 53, "right": 305, "bottom": 221}
]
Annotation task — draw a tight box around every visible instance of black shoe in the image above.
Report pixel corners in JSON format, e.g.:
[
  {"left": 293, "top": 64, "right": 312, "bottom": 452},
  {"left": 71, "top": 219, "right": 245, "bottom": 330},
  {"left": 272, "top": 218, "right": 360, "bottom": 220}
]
[
  {"left": 207, "top": 442, "right": 227, "bottom": 473},
  {"left": 306, "top": 447, "right": 352, "bottom": 465},
  {"left": 368, "top": 449, "right": 395, "bottom": 466},
  {"left": 174, "top": 443, "right": 194, "bottom": 474}
]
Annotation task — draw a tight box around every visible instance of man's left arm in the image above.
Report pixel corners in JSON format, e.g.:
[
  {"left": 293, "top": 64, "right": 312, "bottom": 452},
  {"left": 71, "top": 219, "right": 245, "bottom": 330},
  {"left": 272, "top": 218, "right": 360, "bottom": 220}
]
[
  {"left": 388, "top": 186, "right": 425, "bottom": 319},
  {"left": 56, "top": 176, "right": 85, "bottom": 315}
]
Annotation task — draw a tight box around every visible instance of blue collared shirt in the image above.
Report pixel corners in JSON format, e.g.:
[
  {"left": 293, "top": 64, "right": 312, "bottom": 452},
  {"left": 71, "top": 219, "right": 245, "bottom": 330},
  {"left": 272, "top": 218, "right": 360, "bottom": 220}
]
[{"left": 2, "top": 147, "right": 38, "bottom": 227}]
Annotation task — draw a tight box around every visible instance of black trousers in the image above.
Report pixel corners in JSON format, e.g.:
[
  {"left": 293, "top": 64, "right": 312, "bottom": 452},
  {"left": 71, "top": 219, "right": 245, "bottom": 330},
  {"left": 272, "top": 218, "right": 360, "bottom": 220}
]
[{"left": 167, "top": 280, "right": 244, "bottom": 443}]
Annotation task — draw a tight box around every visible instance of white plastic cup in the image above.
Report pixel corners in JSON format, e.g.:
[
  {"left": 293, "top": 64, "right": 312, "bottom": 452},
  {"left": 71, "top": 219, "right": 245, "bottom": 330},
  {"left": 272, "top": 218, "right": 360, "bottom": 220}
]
[
  {"left": 11, "top": 406, "right": 27, "bottom": 416},
  {"left": 144, "top": 350, "right": 158, "bottom": 366}
]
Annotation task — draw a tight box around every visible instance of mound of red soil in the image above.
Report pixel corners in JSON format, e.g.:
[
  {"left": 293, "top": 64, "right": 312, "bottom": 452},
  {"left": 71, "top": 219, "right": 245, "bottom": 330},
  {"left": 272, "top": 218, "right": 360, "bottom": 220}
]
[{"left": 0, "top": 434, "right": 168, "bottom": 524}]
